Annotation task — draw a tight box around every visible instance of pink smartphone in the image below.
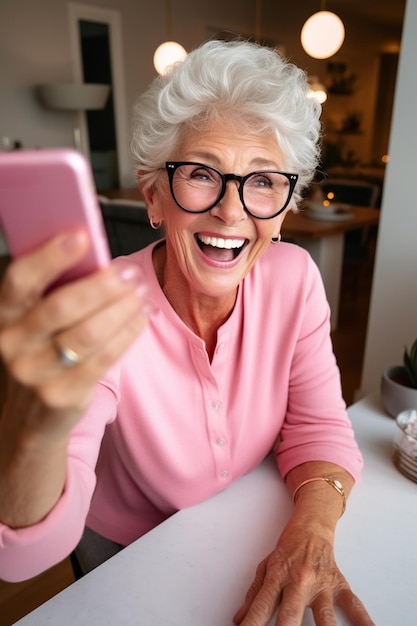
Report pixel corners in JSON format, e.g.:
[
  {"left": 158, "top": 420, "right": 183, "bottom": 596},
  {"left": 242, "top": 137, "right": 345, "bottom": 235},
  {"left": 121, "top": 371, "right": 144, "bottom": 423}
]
[{"left": 0, "top": 148, "right": 110, "bottom": 289}]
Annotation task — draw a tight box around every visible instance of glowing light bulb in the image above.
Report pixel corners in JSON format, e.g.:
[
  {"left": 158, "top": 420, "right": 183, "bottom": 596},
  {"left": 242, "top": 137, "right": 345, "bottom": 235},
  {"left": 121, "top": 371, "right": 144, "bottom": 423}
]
[
  {"left": 301, "top": 11, "right": 345, "bottom": 59},
  {"left": 153, "top": 41, "right": 187, "bottom": 75}
]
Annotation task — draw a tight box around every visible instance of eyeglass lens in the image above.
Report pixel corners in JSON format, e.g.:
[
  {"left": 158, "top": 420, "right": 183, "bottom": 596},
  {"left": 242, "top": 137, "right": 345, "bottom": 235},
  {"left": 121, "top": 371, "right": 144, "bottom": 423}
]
[{"left": 170, "top": 163, "right": 295, "bottom": 218}]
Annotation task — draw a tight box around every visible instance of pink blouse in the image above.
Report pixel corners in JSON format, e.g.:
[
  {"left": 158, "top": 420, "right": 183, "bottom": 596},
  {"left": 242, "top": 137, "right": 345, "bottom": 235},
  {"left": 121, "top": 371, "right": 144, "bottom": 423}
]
[{"left": 0, "top": 241, "right": 363, "bottom": 581}]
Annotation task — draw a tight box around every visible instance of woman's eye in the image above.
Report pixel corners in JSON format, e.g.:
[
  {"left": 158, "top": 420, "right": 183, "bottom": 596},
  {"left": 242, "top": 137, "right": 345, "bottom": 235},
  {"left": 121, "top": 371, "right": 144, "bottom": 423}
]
[
  {"left": 251, "top": 174, "right": 272, "bottom": 188},
  {"left": 191, "top": 167, "right": 216, "bottom": 182}
]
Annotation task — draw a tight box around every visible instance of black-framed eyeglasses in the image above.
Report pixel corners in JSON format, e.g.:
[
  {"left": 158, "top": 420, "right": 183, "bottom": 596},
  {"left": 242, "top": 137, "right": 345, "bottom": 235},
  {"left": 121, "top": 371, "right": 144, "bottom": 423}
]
[{"left": 166, "top": 161, "right": 298, "bottom": 220}]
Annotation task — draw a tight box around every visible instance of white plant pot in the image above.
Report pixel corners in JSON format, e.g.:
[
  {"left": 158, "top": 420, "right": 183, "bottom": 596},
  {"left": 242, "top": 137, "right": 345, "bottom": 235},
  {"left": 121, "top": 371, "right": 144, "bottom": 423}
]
[{"left": 381, "top": 366, "right": 417, "bottom": 418}]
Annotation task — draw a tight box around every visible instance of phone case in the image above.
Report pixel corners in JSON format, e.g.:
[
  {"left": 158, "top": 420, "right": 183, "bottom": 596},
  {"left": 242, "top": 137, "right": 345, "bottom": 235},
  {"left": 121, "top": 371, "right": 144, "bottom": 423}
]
[{"left": 0, "top": 148, "right": 111, "bottom": 288}]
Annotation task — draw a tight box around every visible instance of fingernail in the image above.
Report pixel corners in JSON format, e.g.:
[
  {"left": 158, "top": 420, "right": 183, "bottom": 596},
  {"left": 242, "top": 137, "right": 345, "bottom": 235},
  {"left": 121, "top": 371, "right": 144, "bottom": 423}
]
[
  {"left": 118, "top": 264, "right": 141, "bottom": 282},
  {"left": 140, "top": 299, "right": 157, "bottom": 316},
  {"left": 134, "top": 282, "right": 148, "bottom": 298},
  {"left": 113, "top": 259, "right": 142, "bottom": 284},
  {"left": 60, "top": 231, "right": 88, "bottom": 254},
  {"left": 113, "top": 259, "right": 150, "bottom": 301}
]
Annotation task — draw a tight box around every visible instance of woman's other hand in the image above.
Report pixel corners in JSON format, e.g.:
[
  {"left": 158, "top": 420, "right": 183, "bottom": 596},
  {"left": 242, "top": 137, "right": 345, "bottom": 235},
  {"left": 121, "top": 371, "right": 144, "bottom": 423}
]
[{"left": 233, "top": 515, "right": 375, "bottom": 626}]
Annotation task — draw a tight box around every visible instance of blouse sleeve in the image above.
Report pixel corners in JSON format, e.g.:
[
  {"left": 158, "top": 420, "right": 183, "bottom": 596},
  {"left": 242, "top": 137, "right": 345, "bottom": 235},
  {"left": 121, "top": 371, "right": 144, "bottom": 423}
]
[
  {"left": 276, "top": 254, "right": 363, "bottom": 482},
  {"left": 0, "top": 381, "right": 118, "bottom": 582}
]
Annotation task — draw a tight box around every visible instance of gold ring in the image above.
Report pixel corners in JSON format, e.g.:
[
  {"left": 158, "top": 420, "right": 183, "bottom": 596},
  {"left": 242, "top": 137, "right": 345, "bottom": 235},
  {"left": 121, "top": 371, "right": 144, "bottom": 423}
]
[{"left": 57, "top": 345, "right": 81, "bottom": 367}]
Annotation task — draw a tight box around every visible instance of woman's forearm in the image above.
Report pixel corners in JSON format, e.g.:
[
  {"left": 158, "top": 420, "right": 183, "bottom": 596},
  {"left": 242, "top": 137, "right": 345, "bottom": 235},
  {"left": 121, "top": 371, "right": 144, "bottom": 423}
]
[{"left": 0, "top": 386, "right": 70, "bottom": 528}]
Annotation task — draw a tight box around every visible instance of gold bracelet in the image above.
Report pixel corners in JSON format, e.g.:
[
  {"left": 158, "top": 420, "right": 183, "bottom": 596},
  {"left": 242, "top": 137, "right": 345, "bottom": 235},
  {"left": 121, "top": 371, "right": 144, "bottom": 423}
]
[{"left": 292, "top": 477, "right": 346, "bottom": 517}]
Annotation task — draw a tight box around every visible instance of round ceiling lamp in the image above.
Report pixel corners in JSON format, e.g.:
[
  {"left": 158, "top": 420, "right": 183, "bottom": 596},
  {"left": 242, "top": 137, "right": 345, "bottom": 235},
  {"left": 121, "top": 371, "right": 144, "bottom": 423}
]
[
  {"left": 301, "top": 11, "right": 345, "bottom": 59},
  {"left": 153, "top": 40, "right": 187, "bottom": 75},
  {"left": 153, "top": 0, "right": 187, "bottom": 75}
]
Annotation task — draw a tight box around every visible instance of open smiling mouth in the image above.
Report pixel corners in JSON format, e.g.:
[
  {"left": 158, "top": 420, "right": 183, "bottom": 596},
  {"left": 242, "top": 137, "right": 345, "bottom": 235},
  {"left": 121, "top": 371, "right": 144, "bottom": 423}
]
[{"left": 196, "top": 234, "right": 247, "bottom": 262}]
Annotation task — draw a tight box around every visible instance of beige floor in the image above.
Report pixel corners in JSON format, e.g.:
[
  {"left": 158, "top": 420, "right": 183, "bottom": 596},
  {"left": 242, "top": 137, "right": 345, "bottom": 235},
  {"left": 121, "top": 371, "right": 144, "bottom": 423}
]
[{"left": 0, "top": 239, "right": 375, "bottom": 624}]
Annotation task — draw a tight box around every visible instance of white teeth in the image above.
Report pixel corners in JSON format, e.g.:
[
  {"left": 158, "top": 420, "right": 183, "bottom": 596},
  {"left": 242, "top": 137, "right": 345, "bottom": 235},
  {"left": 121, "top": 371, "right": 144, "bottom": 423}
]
[{"left": 198, "top": 234, "right": 245, "bottom": 249}]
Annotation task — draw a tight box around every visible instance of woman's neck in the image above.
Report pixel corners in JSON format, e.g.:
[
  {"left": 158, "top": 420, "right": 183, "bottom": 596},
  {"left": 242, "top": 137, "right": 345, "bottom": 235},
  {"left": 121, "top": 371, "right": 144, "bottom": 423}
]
[{"left": 152, "top": 243, "right": 237, "bottom": 360}]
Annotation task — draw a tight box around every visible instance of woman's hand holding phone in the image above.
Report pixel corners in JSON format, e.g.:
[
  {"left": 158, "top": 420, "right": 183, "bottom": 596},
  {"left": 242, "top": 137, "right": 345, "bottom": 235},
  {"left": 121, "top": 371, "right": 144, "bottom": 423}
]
[
  {"left": 0, "top": 228, "right": 149, "bottom": 431},
  {"left": 0, "top": 149, "right": 151, "bottom": 527},
  {"left": 0, "top": 230, "right": 150, "bottom": 528},
  {"left": 0, "top": 148, "right": 151, "bottom": 420}
]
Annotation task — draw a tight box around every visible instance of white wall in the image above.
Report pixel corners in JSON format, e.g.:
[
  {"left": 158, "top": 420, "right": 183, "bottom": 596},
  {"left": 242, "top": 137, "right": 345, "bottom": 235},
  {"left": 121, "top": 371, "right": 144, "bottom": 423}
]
[{"left": 360, "top": 0, "right": 417, "bottom": 395}]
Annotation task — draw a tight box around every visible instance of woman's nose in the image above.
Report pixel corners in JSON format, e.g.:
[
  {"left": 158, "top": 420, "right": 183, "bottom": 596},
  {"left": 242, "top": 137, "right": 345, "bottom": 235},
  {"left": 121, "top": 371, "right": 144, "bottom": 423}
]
[{"left": 210, "top": 181, "right": 246, "bottom": 223}]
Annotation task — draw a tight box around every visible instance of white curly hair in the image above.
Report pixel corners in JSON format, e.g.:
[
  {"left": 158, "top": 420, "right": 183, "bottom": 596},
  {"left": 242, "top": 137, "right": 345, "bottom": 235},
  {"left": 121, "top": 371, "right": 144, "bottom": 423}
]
[{"left": 131, "top": 39, "right": 322, "bottom": 206}]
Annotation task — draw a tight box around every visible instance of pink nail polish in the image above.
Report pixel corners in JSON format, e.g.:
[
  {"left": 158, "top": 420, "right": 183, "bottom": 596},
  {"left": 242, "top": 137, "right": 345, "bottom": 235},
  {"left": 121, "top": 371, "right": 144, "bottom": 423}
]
[
  {"left": 135, "top": 283, "right": 148, "bottom": 298},
  {"left": 60, "top": 231, "right": 87, "bottom": 253},
  {"left": 118, "top": 265, "right": 141, "bottom": 282},
  {"left": 140, "top": 300, "right": 157, "bottom": 316}
]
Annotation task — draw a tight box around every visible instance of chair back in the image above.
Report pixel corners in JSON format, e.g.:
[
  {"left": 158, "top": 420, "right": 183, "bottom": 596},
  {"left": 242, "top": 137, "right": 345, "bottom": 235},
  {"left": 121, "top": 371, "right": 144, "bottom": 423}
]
[{"left": 98, "top": 197, "right": 164, "bottom": 257}]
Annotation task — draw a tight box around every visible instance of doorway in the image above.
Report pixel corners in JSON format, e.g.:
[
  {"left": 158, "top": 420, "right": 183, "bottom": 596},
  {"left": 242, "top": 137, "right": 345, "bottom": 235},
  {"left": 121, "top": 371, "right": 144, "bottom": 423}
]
[
  {"left": 79, "top": 20, "right": 119, "bottom": 190},
  {"left": 68, "top": 3, "right": 130, "bottom": 189}
]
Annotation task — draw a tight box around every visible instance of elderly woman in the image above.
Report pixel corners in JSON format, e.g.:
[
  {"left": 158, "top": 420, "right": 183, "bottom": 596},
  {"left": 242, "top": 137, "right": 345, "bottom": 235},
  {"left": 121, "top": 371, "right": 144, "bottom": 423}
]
[{"left": 0, "top": 40, "right": 373, "bottom": 625}]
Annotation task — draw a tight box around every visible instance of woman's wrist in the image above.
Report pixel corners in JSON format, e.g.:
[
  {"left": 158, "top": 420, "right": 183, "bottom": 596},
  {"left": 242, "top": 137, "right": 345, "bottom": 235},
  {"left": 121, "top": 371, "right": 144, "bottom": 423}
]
[
  {"left": 293, "top": 476, "right": 346, "bottom": 516},
  {"left": 290, "top": 481, "right": 343, "bottom": 534},
  {"left": 285, "top": 461, "right": 354, "bottom": 532}
]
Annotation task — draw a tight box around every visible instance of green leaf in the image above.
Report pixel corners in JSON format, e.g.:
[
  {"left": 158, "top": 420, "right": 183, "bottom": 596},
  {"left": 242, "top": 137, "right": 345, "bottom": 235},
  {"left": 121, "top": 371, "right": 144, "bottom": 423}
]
[
  {"left": 404, "top": 346, "right": 417, "bottom": 388},
  {"left": 410, "top": 338, "right": 417, "bottom": 366}
]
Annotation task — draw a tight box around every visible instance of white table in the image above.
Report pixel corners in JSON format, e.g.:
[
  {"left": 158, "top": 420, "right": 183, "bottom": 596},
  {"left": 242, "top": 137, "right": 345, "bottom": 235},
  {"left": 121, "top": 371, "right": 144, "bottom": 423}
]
[{"left": 16, "top": 394, "right": 416, "bottom": 625}]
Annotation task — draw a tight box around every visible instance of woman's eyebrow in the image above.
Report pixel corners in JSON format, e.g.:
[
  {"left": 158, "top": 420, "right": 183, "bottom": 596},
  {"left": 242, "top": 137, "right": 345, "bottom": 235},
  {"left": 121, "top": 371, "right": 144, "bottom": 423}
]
[{"left": 181, "top": 153, "right": 282, "bottom": 171}]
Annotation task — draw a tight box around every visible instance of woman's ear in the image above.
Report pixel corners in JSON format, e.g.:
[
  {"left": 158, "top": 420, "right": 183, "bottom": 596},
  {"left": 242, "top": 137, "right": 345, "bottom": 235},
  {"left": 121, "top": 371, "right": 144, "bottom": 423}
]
[
  {"left": 138, "top": 171, "right": 163, "bottom": 223},
  {"left": 137, "top": 171, "right": 153, "bottom": 205},
  {"left": 140, "top": 185, "right": 154, "bottom": 210}
]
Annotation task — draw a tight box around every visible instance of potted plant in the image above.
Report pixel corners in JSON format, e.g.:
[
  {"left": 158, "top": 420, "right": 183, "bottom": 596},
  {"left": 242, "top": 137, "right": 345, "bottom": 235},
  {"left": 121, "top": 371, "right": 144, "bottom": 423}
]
[{"left": 381, "top": 338, "right": 417, "bottom": 417}]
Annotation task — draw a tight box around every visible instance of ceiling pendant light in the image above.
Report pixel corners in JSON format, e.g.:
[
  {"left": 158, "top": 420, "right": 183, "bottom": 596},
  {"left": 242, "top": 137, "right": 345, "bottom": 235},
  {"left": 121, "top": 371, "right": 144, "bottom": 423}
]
[
  {"left": 153, "top": 0, "right": 187, "bottom": 75},
  {"left": 254, "top": 0, "right": 262, "bottom": 43},
  {"left": 153, "top": 41, "right": 187, "bottom": 75},
  {"left": 301, "top": 3, "right": 345, "bottom": 59}
]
